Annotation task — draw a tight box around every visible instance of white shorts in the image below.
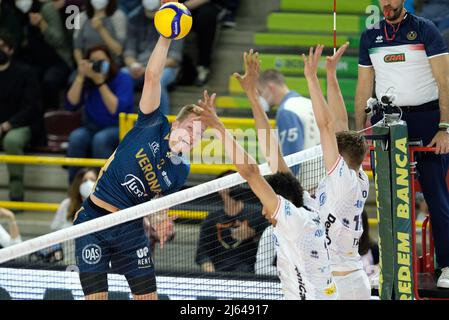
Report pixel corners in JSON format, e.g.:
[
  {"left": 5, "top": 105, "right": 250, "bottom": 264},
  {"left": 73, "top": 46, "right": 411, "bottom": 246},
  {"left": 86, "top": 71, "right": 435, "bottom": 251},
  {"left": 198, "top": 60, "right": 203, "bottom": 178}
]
[{"left": 334, "top": 269, "right": 371, "bottom": 300}]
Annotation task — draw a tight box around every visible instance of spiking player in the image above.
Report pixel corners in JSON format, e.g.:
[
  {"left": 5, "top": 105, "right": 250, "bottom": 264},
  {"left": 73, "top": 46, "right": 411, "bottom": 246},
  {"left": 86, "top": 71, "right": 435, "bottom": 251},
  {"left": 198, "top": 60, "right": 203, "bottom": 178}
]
[
  {"left": 73, "top": 0, "right": 209, "bottom": 300},
  {"left": 199, "top": 85, "right": 337, "bottom": 300},
  {"left": 303, "top": 44, "right": 371, "bottom": 300}
]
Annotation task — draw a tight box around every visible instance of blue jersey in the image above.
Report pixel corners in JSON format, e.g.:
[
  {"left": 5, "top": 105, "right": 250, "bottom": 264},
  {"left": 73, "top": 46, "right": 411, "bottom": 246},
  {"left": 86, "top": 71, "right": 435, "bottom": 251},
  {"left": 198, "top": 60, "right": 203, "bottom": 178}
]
[
  {"left": 93, "top": 110, "right": 190, "bottom": 209},
  {"left": 359, "top": 13, "right": 448, "bottom": 107}
]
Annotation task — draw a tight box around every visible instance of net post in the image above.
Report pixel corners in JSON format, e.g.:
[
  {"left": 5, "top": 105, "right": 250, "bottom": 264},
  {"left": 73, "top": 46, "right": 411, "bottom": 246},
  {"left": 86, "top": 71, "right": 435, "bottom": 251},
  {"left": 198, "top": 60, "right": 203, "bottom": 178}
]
[
  {"left": 373, "top": 121, "right": 415, "bottom": 300},
  {"left": 373, "top": 124, "right": 395, "bottom": 299},
  {"left": 389, "top": 123, "right": 414, "bottom": 300}
]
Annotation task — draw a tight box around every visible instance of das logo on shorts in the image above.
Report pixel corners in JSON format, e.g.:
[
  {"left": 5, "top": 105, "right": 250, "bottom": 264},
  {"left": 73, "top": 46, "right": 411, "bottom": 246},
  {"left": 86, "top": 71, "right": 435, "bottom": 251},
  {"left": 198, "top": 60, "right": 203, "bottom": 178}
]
[{"left": 82, "top": 244, "right": 102, "bottom": 264}]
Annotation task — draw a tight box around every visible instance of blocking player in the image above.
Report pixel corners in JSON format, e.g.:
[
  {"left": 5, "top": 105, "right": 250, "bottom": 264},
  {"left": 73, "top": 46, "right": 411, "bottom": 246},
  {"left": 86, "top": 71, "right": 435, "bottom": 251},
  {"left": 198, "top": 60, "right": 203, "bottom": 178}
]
[
  {"left": 199, "top": 91, "right": 337, "bottom": 300},
  {"left": 73, "top": 3, "right": 208, "bottom": 300},
  {"left": 303, "top": 44, "right": 371, "bottom": 300},
  {"left": 233, "top": 49, "right": 318, "bottom": 211}
]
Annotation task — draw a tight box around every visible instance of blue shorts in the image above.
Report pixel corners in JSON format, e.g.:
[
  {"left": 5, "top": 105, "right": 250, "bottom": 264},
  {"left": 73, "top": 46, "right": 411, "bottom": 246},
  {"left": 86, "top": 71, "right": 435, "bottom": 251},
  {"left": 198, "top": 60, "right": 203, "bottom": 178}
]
[{"left": 74, "top": 198, "right": 155, "bottom": 278}]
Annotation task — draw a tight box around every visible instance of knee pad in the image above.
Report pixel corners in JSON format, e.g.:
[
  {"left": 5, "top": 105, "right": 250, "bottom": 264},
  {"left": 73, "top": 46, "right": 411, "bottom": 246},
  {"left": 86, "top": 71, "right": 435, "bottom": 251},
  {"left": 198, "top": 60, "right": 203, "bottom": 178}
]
[{"left": 79, "top": 272, "right": 108, "bottom": 296}]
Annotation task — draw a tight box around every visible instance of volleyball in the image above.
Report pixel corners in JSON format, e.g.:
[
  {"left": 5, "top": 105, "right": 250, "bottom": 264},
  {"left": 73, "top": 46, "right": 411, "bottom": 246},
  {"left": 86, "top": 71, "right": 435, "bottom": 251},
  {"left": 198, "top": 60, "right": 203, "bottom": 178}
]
[{"left": 154, "top": 2, "right": 193, "bottom": 40}]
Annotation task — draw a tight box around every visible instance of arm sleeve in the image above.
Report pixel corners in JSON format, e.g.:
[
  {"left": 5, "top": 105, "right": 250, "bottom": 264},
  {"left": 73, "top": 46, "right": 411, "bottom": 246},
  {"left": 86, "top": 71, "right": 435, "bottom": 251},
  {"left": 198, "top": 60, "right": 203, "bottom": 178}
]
[
  {"left": 359, "top": 31, "right": 373, "bottom": 67},
  {"left": 273, "top": 196, "right": 308, "bottom": 241},
  {"left": 195, "top": 214, "right": 216, "bottom": 266},
  {"left": 111, "top": 10, "right": 127, "bottom": 46},
  {"left": 255, "top": 226, "right": 278, "bottom": 276},
  {"left": 422, "top": 19, "right": 449, "bottom": 58},
  {"left": 277, "top": 109, "right": 305, "bottom": 156},
  {"left": 41, "top": 3, "right": 66, "bottom": 49},
  {"left": 112, "top": 73, "right": 135, "bottom": 115},
  {"left": 8, "top": 68, "right": 40, "bottom": 128}
]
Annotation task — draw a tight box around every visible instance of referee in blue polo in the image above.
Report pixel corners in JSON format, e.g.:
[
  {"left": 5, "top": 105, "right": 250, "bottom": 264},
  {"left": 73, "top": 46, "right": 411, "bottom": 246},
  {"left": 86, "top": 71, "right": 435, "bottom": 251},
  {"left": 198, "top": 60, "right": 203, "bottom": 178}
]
[{"left": 355, "top": 0, "right": 449, "bottom": 288}]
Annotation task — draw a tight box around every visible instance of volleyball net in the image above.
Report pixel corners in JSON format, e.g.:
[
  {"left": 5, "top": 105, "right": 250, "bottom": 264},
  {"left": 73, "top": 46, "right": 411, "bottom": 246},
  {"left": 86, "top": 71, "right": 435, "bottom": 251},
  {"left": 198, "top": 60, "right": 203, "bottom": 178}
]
[{"left": 0, "top": 146, "right": 325, "bottom": 300}]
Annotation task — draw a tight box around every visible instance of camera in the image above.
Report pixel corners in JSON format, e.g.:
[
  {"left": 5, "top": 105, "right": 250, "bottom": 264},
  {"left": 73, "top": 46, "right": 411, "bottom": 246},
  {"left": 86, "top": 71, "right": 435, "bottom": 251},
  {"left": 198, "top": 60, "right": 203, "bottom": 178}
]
[
  {"left": 91, "top": 60, "right": 104, "bottom": 73},
  {"left": 381, "top": 94, "right": 396, "bottom": 105},
  {"left": 91, "top": 60, "right": 109, "bottom": 74}
]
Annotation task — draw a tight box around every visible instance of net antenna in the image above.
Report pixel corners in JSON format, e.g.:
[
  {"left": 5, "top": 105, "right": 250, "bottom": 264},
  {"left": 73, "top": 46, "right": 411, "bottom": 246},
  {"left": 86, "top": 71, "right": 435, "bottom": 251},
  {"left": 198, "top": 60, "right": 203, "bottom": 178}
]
[{"left": 333, "top": 0, "right": 337, "bottom": 54}]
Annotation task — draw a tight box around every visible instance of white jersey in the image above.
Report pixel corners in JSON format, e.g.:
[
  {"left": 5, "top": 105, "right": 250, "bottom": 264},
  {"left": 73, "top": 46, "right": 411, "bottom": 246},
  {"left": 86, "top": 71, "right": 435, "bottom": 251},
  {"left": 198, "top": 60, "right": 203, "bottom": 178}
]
[
  {"left": 272, "top": 194, "right": 337, "bottom": 300},
  {"left": 315, "top": 156, "right": 369, "bottom": 272}
]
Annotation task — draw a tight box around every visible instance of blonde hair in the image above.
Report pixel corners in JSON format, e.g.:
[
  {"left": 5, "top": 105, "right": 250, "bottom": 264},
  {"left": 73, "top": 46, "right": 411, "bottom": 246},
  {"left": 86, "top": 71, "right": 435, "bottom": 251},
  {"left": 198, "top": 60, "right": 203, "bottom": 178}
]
[{"left": 176, "top": 104, "right": 203, "bottom": 122}]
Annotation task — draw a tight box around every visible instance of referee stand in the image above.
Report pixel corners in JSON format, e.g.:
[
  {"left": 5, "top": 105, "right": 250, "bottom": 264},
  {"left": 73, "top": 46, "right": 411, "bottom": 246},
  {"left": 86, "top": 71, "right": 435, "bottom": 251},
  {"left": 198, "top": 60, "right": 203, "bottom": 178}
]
[{"left": 369, "top": 108, "right": 449, "bottom": 300}]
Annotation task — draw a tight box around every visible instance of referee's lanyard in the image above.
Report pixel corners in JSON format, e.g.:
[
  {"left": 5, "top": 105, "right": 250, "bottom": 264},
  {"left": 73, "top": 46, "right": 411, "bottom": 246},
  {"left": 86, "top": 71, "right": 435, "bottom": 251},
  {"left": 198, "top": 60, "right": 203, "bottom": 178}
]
[{"left": 383, "top": 11, "right": 406, "bottom": 42}]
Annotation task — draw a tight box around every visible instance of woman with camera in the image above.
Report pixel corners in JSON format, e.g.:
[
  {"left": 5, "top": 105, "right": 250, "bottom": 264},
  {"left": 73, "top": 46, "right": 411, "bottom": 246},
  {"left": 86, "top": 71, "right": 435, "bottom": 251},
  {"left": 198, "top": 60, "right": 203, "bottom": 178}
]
[{"left": 66, "top": 45, "right": 134, "bottom": 182}]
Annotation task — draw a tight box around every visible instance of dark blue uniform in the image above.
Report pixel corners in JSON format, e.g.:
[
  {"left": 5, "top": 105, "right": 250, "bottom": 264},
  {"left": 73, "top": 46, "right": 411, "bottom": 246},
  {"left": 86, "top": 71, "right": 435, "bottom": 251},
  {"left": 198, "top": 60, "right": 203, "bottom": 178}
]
[
  {"left": 74, "top": 110, "right": 190, "bottom": 295},
  {"left": 360, "top": 13, "right": 449, "bottom": 268}
]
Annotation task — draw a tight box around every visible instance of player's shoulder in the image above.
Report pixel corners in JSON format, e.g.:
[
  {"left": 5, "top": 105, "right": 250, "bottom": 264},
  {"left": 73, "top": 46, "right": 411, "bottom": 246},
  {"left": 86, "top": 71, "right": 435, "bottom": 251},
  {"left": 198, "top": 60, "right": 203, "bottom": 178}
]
[{"left": 135, "top": 109, "right": 169, "bottom": 128}]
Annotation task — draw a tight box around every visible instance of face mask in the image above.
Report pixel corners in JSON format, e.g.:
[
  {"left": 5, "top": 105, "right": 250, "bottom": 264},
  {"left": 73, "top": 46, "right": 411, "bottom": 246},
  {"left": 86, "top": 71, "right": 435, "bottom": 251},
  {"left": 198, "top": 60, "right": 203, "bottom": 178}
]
[
  {"left": 0, "top": 49, "right": 9, "bottom": 65},
  {"left": 258, "top": 96, "right": 270, "bottom": 113},
  {"left": 90, "top": 0, "right": 108, "bottom": 11},
  {"left": 79, "top": 180, "right": 95, "bottom": 200},
  {"left": 15, "top": 0, "right": 32, "bottom": 13},
  {"left": 142, "top": 0, "right": 159, "bottom": 11}
]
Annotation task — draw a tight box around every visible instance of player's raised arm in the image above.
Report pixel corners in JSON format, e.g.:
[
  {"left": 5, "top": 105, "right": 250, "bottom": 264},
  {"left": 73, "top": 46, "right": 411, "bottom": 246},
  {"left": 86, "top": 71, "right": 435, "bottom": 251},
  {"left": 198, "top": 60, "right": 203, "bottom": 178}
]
[
  {"left": 303, "top": 45, "right": 340, "bottom": 173},
  {"left": 199, "top": 91, "right": 280, "bottom": 221},
  {"left": 139, "top": 0, "right": 173, "bottom": 114},
  {"left": 234, "top": 49, "right": 290, "bottom": 174},
  {"left": 139, "top": 35, "right": 171, "bottom": 114},
  {"left": 326, "top": 43, "right": 350, "bottom": 132}
]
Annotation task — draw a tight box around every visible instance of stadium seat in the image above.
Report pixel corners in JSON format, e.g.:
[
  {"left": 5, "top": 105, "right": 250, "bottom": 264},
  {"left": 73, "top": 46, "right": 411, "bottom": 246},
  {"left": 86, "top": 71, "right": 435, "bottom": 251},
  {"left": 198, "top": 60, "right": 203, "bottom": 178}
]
[
  {"left": 268, "top": 13, "right": 364, "bottom": 34},
  {"left": 258, "top": 54, "right": 359, "bottom": 77},
  {"left": 280, "top": 0, "right": 376, "bottom": 14},
  {"left": 31, "top": 111, "right": 82, "bottom": 153}
]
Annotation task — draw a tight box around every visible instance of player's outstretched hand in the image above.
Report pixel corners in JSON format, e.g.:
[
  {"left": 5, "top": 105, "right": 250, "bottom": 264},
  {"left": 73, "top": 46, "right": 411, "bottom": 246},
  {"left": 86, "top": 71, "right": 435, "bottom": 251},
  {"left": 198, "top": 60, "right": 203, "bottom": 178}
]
[
  {"left": 303, "top": 45, "right": 324, "bottom": 79},
  {"left": 326, "top": 42, "right": 349, "bottom": 74},
  {"left": 198, "top": 90, "right": 220, "bottom": 128},
  {"left": 233, "top": 49, "right": 261, "bottom": 94}
]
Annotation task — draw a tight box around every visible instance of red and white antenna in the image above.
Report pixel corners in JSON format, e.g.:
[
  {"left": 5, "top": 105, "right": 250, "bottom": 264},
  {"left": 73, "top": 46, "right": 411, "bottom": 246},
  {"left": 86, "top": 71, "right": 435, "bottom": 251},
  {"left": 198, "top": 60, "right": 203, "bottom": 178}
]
[{"left": 333, "top": 0, "right": 337, "bottom": 54}]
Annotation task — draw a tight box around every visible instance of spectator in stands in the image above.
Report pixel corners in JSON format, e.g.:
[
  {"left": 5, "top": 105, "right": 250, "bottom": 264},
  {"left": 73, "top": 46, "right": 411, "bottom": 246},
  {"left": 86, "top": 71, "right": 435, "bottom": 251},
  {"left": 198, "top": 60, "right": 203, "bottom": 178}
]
[
  {"left": 254, "top": 225, "right": 277, "bottom": 276},
  {"left": 17, "top": 0, "right": 73, "bottom": 110},
  {"left": 181, "top": 0, "right": 226, "bottom": 86},
  {"left": 0, "top": 0, "right": 25, "bottom": 50},
  {"left": 0, "top": 208, "right": 22, "bottom": 248},
  {"left": 359, "top": 210, "right": 379, "bottom": 288},
  {"left": 221, "top": 0, "right": 239, "bottom": 28},
  {"left": 51, "top": 168, "right": 98, "bottom": 231},
  {"left": 73, "top": 0, "right": 127, "bottom": 67},
  {"left": 258, "top": 70, "right": 320, "bottom": 158},
  {"left": 195, "top": 170, "right": 268, "bottom": 273},
  {"left": 124, "top": 0, "right": 184, "bottom": 115},
  {"left": 417, "top": 0, "right": 449, "bottom": 32},
  {"left": 117, "top": 0, "right": 140, "bottom": 15},
  {"left": 66, "top": 45, "right": 134, "bottom": 182},
  {"left": 0, "top": 29, "right": 44, "bottom": 202}
]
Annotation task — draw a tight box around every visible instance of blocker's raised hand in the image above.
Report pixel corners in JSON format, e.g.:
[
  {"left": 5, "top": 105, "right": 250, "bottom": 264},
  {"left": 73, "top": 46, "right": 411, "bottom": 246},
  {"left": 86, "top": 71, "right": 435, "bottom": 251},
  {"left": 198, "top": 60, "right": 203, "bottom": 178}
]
[
  {"left": 233, "top": 49, "right": 261, "bottom": 93},
  {"left": 326, "top": 42, "right": 349, "bottom": 74},
  {"left": 303, "top": 45, "right": 324, "bottom": 79}
]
